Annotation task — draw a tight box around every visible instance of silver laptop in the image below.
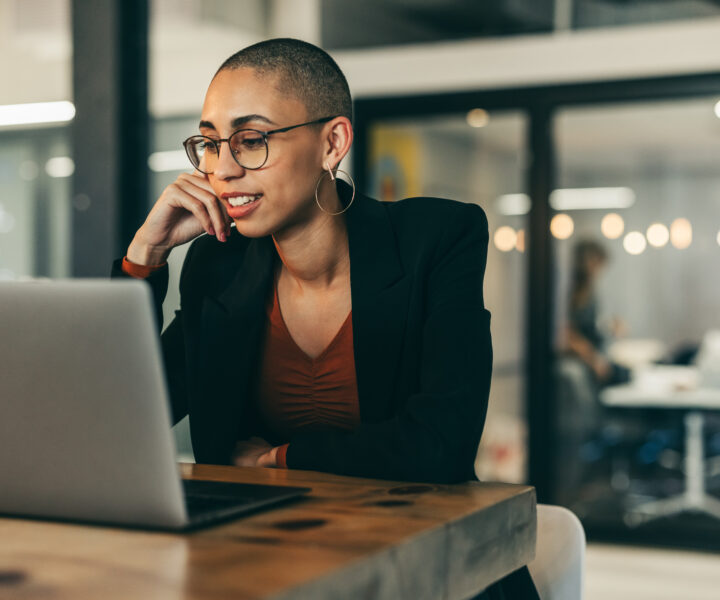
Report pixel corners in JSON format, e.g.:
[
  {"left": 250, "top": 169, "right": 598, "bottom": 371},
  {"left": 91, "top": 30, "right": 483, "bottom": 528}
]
[{"left": 0, "top": 279, "right": 309, "bottom": 531}]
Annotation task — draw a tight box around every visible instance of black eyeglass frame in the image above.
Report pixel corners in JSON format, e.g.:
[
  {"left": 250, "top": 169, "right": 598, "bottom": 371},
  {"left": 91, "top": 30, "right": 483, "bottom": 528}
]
[{"left": 183, "top": 116, "right": 338, "bottom": 173}]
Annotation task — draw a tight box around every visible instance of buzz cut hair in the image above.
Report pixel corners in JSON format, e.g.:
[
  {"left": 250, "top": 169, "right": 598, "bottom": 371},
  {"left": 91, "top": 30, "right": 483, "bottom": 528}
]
[{"left": 216, "top": 38, "right": 353, "bottom": 124}]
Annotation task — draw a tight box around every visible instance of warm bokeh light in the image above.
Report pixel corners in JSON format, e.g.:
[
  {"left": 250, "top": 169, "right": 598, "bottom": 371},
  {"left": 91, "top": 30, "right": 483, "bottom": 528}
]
[
  {"left": 670, "top": 218, "right": 692, "bottom": 249},
  {"left": 466, "top": 108, "right": 490, "bottom": 128},
  {"left": 550, "top": 214, "right": 574, "bottom": 240},
  {"left": 516, "top": 229, "right": 525, "bottom": 253},
  {"left": 494, "top": 226, "right": 517, "bottom": 252},
  {"left": 715, "top": 99, "right": 720, "bottom": 119},
  {"left": 623, "top": 231, "right": 647, "bottom": 255},
  {"left": 601, "top": 213, "right": 624, "bottom": 239},
  {"left": 646, "top": 223, "right": 669, "bottom": 248}
]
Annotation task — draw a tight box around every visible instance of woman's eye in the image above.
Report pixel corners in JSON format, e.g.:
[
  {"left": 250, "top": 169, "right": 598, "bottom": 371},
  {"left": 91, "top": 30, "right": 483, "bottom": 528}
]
[
  {"left": 241, "top": 137, "right": 264, "bottom": 150},
  {"left": 199, "top": 141, "right": 218, "bottom": 154}
]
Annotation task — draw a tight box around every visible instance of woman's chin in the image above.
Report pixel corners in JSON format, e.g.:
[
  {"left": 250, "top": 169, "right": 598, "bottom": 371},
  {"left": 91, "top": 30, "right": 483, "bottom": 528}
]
[{"left": 231, "top": 219, "right": 273, "bottom": 239}]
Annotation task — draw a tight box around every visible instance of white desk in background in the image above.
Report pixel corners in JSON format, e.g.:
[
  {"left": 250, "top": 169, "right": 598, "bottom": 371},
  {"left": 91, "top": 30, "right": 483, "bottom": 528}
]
[{"left": 600, "top": 365, "right": 720, "bottom": 526}]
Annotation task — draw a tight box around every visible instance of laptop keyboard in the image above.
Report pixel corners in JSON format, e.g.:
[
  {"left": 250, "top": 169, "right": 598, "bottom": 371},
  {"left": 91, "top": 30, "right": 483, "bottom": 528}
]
[
  {"left": 183, "top": 479, "right": 267, "bottom": 499},
  {"left": 181, "top": 479, "right": 311, "bottom": 526}
]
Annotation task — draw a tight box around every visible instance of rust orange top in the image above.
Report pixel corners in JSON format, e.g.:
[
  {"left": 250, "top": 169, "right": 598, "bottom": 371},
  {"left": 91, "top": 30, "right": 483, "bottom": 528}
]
[
  {"left": 121, "top": 257, "right": 361, "bottom": 469},
  {"left": 257, "top": 279, "right": 360, "bottom": 468}
]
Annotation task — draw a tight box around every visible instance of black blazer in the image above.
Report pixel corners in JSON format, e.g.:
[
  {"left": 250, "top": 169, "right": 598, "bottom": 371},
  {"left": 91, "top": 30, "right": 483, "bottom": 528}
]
[{"left": 112, "top": 181, "right": 492, "bottom": 484}]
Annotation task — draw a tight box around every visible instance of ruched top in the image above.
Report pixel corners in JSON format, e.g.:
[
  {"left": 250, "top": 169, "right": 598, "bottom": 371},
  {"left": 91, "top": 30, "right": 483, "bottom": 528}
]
[{"left": 256, "top": 279, "right": 361, "bottom": 466}]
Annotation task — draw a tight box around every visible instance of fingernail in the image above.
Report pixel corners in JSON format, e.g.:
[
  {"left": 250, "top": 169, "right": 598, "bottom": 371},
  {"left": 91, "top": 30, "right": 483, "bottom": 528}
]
[
  {"left": 208, "top": 226, "right": 215, "bottom": 236},
  {"left": 220, "top": 232, "right": 227, "bottom": 242}
]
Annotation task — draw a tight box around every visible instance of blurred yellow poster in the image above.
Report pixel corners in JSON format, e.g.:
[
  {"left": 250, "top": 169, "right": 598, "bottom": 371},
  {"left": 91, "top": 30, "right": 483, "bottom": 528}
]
[{"left": 369, "top": 126, "right": 421, "bottom": 202}]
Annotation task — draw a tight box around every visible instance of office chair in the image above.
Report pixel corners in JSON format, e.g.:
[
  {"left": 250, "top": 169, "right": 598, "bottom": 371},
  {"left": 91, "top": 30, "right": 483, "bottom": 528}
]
[{"left": 528, "top": 504, "right": 585, "bottom": 600}]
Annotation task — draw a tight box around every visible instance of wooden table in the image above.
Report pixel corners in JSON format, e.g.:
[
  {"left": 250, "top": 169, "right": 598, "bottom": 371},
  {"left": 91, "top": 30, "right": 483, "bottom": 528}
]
[{"left": 0, "top": 464, "right": 536, "bottom": 599}]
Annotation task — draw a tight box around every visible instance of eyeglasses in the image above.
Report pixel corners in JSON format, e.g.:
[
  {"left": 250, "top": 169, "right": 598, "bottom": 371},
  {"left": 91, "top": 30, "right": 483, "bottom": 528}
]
[{"left": 183, "top": 116, "right": 337, "bottom": 174}]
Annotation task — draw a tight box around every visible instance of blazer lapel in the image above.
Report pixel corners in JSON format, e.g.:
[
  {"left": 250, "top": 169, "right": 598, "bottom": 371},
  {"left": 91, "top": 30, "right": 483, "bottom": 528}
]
[
  {"left": 344, "top": 181, "right": 411, "bottom": 423},
  {"left": 195, "top": 235, "right": 275, "bottom": 462}
]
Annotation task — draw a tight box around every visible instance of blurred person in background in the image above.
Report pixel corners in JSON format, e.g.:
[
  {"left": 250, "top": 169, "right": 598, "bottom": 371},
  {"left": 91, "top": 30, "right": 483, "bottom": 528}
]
[
  {"left": 555, "top": 240, "right": 631, "bottom": 503},
  {"left": 565, "top": 239, "right": 629, "bottom": 386}
]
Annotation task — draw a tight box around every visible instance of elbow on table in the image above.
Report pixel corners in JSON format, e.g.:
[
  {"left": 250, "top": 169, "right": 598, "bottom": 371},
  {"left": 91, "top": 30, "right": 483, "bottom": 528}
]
[{"left": 403, "top": 444, "right": 477, "bottom": 485}]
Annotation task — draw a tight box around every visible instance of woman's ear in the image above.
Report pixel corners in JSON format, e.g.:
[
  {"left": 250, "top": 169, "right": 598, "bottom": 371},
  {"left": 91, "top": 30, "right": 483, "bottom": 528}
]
[{"left": 323, "top": 117, "right": 353, "bottom": 170}]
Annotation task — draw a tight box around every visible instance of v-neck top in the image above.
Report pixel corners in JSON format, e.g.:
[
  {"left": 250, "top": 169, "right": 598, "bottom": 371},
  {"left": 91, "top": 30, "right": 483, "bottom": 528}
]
[{"left": 255, "top": 279, "right": 361, "bottom": 466}]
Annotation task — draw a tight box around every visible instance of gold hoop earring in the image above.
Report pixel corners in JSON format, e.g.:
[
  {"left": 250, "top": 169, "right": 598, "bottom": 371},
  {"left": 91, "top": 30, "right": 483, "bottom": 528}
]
[{"left": 314, "top": 165, "right": 355, "bottom": 216}]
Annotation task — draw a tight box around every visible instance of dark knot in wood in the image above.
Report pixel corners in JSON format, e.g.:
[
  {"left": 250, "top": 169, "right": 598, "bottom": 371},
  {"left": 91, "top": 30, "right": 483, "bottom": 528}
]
[
  {"left": 0, "top": 570, "right": 27, "bottom": 586},
  {"left": 370, "top": 499, "right": 414, "bottom": 507}
]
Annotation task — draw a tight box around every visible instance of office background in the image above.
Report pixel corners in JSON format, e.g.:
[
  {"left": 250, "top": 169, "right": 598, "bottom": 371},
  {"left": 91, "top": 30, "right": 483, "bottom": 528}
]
[{"left": 2, "top": 1, "right": 720, "bottom": 592}]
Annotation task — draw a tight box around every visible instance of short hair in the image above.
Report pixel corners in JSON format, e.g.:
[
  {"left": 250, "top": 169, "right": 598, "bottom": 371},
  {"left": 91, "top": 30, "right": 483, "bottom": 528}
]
[{"left": 216, "top": 38, "right": 353, "bottom": 124}]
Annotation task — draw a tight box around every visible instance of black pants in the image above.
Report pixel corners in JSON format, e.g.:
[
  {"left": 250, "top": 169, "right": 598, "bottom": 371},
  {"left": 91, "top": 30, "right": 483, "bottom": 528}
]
[{"left": 469, "top": 567, "right": 541, "bottom": 600}]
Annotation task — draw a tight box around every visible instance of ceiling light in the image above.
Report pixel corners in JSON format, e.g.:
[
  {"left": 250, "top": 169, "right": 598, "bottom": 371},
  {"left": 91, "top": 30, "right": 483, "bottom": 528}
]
[
  {"left": 670, "top": 218, "right": 692, "bottom": 249},
  {"left": 45, "top": 157, "right": 75, "bottom": 178},
  {"left": 623, "top": 231, "right": 647, "bottom": 255},
  {"left": 148, "top": 150, "right": 190, "bottom": 173},
  {"left": 550, "top": 214, "right": 574, "bottom": 240},
  {"left": 550, "top": 187, "right": 635, "bottom": 211},
  {"left": 466, "top": 108, "right": 490, "bottom": 128},
  {"left": 715, "top": 100, "right": 720, "bottom": 119},
  {"left": 646, "top": 223, "right": 669, "bottom": 248},
  {"left": 601, "top": 213, "right": 624, "bottom": 239},
  {"left": 496, "top": 193, "right": 531, "bottom": 216},
  {"left": 0, "top": 101, "right": 75, "bottom": 127},
  {"left": 494, "top": 226, "right": 517, "bottom": 252}
]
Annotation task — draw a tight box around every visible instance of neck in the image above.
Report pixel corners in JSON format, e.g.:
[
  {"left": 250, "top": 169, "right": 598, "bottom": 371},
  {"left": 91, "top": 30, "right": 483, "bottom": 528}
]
[{"left": 272, "top": 187, "right": 349, "bottom": 290}]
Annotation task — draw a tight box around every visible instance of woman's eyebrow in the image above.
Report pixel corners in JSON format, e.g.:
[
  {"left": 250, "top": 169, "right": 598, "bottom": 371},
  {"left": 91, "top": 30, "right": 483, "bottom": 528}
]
[
  {"left": 230, "top": 114, "right": 276, "bottom": 129},
  {"left": 198, "top": 114, "right": 276, "bottom": 132}
]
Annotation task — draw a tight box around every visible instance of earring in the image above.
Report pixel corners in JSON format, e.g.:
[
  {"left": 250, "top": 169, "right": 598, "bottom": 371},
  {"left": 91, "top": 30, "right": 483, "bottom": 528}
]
[{"left": 314, "top": 162, "right": 355, "bottom": 216}]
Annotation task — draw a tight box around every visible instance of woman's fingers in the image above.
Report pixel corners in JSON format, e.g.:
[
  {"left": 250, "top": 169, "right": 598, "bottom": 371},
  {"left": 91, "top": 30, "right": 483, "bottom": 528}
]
[
  {"left": 184, "top": 173, "right": 233, "bottom": 231},
  {"left": 130, "top": 171, "right": 231, "bottom": 261},
  {"left": 170, "top": 189, "right": 216, "bottom": 236},
  {"left": 175, "top": 175, "right": 230, "bottom": 241}
]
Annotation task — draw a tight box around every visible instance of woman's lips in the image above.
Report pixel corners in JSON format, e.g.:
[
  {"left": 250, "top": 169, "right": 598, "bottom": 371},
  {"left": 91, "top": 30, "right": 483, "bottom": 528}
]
[{"left": 225, "top": 195, "right": 262, "bottom": 218}]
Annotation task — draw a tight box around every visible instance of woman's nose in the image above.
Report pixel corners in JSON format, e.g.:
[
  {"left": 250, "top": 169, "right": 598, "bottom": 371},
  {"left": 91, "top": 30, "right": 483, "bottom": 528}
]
[{"left": 213, "top": 141, "right": 246, "bottom": 180}]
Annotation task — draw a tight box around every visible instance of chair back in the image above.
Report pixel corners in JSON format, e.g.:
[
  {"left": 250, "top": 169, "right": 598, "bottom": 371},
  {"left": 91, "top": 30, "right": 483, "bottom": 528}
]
[{"left": 528, "top": 504, "right": 585, "bottom": 600}]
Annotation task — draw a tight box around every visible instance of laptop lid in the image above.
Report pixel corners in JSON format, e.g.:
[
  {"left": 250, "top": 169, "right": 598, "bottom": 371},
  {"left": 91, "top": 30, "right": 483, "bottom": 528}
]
[{"left": 0, "top": 280, "right": 188, "bottom": 529}]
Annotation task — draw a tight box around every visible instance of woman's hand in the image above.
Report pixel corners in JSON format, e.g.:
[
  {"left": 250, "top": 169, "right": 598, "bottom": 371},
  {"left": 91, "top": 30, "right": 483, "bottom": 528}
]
[
  {"left": 127, "top": 172, "right": 233, "bottom": 265},
  {"left": 233, "top": 436, "right": 279, "bottom": 468}
]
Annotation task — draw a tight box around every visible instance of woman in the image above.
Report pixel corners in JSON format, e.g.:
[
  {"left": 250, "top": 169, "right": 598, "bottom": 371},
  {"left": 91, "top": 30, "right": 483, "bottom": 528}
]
[
  {"left": 566, "top": 239, "right": 628, "bottom": 386},
  {"left": 114, "top": 38, "right": 537, "bottom": 597}
]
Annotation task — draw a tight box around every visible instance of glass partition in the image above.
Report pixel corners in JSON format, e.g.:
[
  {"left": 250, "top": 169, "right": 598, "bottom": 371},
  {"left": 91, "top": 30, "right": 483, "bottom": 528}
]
[
  {"left": 553, "top": 97, "right": 720, "bottom": 544},
  {"left": 0, "top": 127, "right": 72, "bottom": 279},
  {"left": 0, "top": 0, "right": 72, "bottom": 280}
]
